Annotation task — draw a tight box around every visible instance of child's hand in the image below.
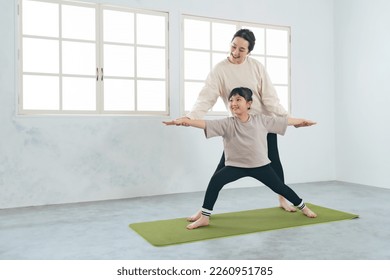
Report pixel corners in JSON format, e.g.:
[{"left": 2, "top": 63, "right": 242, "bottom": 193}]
[
  {"left": 163, "top": 117, "right": 191, "bottom": 126},
  {"left": 162, "top": 120, "right": 177, "bottom": 126}
]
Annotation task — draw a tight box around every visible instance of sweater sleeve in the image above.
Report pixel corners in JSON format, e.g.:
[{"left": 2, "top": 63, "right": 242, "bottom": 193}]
[
  {"left": 186, "top": 68, "right": 221, "bottom": 120},
  {"left": 257, "top": 63, "right": 289, "bottom": 117}
]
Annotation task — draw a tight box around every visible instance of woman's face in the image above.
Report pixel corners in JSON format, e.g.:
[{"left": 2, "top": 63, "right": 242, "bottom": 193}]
[{"left": 229, "top": 37, "right": 250, "bottom": 64}]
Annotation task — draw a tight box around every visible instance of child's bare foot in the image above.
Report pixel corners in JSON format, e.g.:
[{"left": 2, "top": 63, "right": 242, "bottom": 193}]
[
  {"left": 301, "top": 206, "right": 317, "bottom": 218},
  {"left": 187, "top": 215, "right": 209, "bottom": 230},
  {"left": 279, "top": 196, "right": 297, "bottom": 212},
  {"left": 187, "top": 210, "right": 202, "bottom": 222}
]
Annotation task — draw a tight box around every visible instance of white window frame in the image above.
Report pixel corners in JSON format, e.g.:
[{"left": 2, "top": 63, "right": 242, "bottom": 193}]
[
  {"left": 17, "top": 0, "right": 169, "bottom": 116},
  {"left": 181, "top": 15, "right": 291, "bottom": 116}
]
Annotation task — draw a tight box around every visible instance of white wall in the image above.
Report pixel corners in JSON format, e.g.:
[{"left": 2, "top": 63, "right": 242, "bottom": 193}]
[
  {"left": 334, "top": 0, "right": 390, "bottom": 189},
  {"left": 0, "top": 0, "right": 335, "bottom": 209}
]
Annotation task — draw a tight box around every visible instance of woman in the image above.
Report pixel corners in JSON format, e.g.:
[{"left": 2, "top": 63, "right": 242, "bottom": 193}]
[
  {"left": 179, "top": 29, "right": 298, "bottom": 212},
  {"left": 165, "top": 87, "right": 317, "bottom": 229}
]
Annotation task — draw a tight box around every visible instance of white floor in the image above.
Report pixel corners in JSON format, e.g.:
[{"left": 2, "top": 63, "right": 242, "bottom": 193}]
[{"left": 1, "top": 181, "right": 389, "bottom": 260}]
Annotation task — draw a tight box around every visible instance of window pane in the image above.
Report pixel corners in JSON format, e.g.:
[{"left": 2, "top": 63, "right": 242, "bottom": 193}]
[
  {"left": 23, "top": 38, "right": 59, "bottom": 73},
  {"left": 184, "top": 51, "right": 210, "bottom": 80},
  {"left": 184, "top": 82, "right": 204, "bottom": 111},
  {"left": 266, "top": 29, "right": 288, "bottom": 56},
  {"left": 266, "top": 57, "right": 288, "bottom": 84},
  {"left": 137, "top": 47, "right": 165, "bottom": 79},
  {"left": 62, "top": 77, "right": 96, "bottom": 110},
  {"left": 212, "top": 98, "right": 227, "bottom": 112},
  {"left": 62, "top": 5, "right": 95, "bottom": 41},
  {"left": 22, "top": 0, "right": 59, "bottom": 37},
  {"left": 103, "top": 10, "right": 134, "bottom": 44},
  {"left": 212, "top": 53, "right": 228, "bottom": 67},
  {"left": 23, "top": 75, "right": 59, "bottom": 110},
  {"left": 137, "top": 80, "right": 166, "bottom": 111},
  {"left": 137, "top": 14, "right": 165, "bottom": 46},
  {"left": 104, "top": 44, "right": 134, "bottom": 77},
  {"left": 21, "top": 1, "right": 169, "bottom": 115},
  {"left": 212, "top": 23, "right": 236, "bottom": 51},
  {"left": 252, "top": 55, "right": 265, "bottom": 65},
  {"left": 104, "top": 79, "right": 134, "bottom": 111},
  {"left": 274, "top": 85, "right": 289, "bottom": 111},
  {"left": 62, "top": 41, "right": 95, "bottom": 75},
  {"left": 243, "top": 26, "right": 265, "bottom": 55},
  {"left": 184, "top": 19, "right": 210, "bottom": 50}
]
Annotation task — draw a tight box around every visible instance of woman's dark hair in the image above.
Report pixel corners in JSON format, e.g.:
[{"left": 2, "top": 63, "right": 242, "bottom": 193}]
[
  {"left": 228, "top": 87, "right": 253, "bottom": 102},
  {"left": 232, "top": 29, "right": 256, "bottom": 52}
]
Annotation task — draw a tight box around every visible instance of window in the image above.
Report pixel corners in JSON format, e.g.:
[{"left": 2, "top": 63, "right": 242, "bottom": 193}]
[
  {"left": 19, "top": 0, "right": 169, "bottom": 115},
  {"left": 182, "top": 15, "right": 291, "bottom": 115}
]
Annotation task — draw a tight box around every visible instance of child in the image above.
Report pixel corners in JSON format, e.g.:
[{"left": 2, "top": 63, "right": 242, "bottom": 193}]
[{"left": 163, "top": 87, "right": 317, "bottom": 230}]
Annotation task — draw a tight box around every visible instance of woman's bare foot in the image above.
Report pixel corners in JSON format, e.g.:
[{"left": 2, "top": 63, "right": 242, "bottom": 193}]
[
  {"left": 301, "top": 206, "right": 317, "bottom": 218},
  {"left": 187, "top": 215, "right": 209, "bottom": 230},
  {"left": 187, "top": 210, "right": 202, "bottom": 222},
  {"left": 279, "top": 196, "right": 297, "bottom": 212}
]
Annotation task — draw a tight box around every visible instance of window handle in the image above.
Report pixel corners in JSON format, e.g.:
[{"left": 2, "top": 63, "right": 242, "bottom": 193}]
[
  {"left": 96, "top": 67, "right": 99, "bottom": 81},
  {"left": 101, "top": 68, "right": 104, "bottom": 81}
]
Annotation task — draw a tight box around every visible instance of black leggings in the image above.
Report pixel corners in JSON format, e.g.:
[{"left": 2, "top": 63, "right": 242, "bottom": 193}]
[
  {"left": 202, "top": 164, "right": 302, "bottom": 211},
  {"left": 206, "top": 133, "right": 293, "bottom": 210}
]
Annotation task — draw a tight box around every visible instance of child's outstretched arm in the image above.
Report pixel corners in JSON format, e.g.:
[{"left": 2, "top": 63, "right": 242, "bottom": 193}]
[
  {"left": 288, "top": 118, "right": 317, "bottom": 128},
  {"left": 163, "top": 118, "right": 206, "bottom": 129}
]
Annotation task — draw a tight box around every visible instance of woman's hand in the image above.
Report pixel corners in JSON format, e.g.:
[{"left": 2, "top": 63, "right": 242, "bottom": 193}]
[{"left": 294, "top": 119, "right": 317, "bottom": 128}]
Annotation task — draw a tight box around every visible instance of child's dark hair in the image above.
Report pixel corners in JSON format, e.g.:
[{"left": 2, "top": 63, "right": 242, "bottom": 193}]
[
  {"left": 228, "top": 87, "right": 253, "bottom": 102},
  {"left": 232, "top": 29, "right": 256, "bottom": 52}
]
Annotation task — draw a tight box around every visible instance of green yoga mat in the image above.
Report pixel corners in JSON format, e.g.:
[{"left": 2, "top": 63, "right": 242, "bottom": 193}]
[{"left": 129, "top": 203, "right": 358, "bottom": 246}]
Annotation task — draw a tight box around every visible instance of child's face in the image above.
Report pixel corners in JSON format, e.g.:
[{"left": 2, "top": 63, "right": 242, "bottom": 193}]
[{"left": 229, "top": 94, "right": 251, "bottom": 115}]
